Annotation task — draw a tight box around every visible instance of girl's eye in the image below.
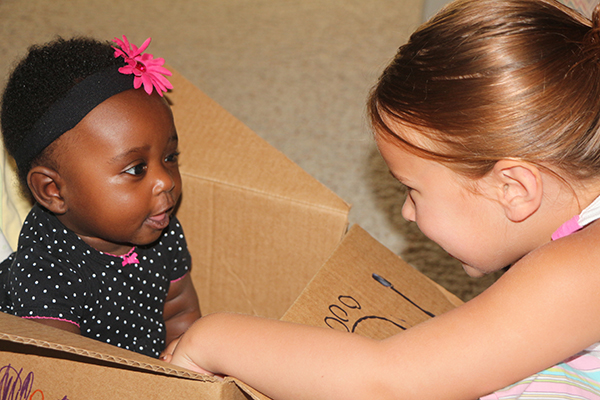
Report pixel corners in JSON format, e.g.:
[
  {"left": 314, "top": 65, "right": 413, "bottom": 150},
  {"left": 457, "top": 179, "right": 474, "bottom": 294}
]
[
  {"left": 165, "top": 151, "right": 180, "bottom": 163},
  {"left": 402, "top": 183, "right": 414, "bottom": 192},
  {"left": 124, "top": 163, "right": 147, "bottom": 176}
]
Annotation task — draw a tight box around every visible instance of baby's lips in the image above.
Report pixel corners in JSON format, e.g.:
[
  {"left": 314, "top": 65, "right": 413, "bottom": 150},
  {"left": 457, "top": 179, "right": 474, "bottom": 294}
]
[{"left": 147, "top": 211, "right": 170, "bottom": 230}]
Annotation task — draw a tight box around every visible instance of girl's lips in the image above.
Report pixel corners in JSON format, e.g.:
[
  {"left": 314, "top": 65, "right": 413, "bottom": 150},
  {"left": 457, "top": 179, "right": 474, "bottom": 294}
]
[{"left": 147, "top": 211, "right": 170, "bottom": 230}]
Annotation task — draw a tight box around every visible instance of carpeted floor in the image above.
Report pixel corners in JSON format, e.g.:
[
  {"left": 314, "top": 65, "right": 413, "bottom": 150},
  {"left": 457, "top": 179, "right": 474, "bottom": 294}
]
[{"left": 0, "top": 0, "right": 506, "bottom": 301}]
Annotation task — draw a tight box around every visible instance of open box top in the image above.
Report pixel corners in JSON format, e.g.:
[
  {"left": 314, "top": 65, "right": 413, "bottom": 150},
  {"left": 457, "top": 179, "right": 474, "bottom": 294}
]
[
  {"left": 0, "top": 70, "right": 460, "bottom": 399},
  {"left": 169, "top": 69, "right": 351, "bottom": 319}
]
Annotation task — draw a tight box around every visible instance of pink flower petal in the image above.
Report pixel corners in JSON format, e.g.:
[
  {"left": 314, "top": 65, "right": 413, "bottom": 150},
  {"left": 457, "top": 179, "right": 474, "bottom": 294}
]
[
  {"left": 151, "top": 77, "right": 167, "bottom": 94},
  {"left": 140, "top": 74, "right": 154, "bottom": 95},
  {"left": 137, "top": 37, "right": 151, "bottom": 55},
  {"left": 153, "top": 74, "right": 173, "bottom": 90},
  {"left": 112, "top": 35, "right": 172, "bottom": 95},
  {"left": 149, "top": 66, "right": 172, "bottom": 76},
  {"left": 133, "top": 76, "right": 143, "bottom": 90}
]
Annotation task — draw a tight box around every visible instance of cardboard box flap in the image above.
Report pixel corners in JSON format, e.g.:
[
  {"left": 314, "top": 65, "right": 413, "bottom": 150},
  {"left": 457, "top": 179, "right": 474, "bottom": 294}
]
[
  {"left": 168, "top": 69, "right": 351, "bottom": 318},
  {"left": 0, "top": 312, "right": 207, "bottom": 381},
  {"left": 283, "top": 225, "right": 462, "bottom": 339},
  {"left": 1, "top": 350, "right": 248, "bottom": 400},
  {"left": 0, "top": 68, "right": 468, "bottom": 400},
  {"left": 0, "top": 313, "right": 264, "bottom": 399},
  {"left": 168, "top": 68, "right": 349, "bottom": 214},
  {"left": 231, "top": 378, "right": 271, "bottom": 400},
  {"left": 233, "top": 225, "right": 464, "bottom": 400}
]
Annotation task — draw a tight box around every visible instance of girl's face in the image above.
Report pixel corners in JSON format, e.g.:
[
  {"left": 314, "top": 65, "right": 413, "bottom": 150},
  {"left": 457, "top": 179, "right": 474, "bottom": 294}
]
[
  {"left": 376, "top": 131, "right": 530, "bottom": 277},
  {"left": 54, "top": 89, "right": 182, "bottom": 255}
]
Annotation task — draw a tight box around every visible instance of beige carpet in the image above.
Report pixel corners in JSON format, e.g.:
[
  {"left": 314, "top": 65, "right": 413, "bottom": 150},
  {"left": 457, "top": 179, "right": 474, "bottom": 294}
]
[{"left": 0, "top": 0, "right": 500, "bottom": 301}]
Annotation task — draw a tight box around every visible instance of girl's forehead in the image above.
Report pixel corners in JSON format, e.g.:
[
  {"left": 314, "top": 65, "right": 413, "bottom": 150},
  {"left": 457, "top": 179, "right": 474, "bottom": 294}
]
[
  {"left": 374, "top": 112, "right": 440, "bottom": 148},
  {"left": 374, "top": 125, "right": 440, "bottom": 164}
]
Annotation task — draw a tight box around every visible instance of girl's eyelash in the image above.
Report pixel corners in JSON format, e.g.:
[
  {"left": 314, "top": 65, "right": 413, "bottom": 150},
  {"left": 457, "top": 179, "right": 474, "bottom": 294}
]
[
  {"left": 388, "top": 171, "right": 412, "bottom": 189},
  {"left": 394, "top": 179, "right": 413, "bottom": 191}
]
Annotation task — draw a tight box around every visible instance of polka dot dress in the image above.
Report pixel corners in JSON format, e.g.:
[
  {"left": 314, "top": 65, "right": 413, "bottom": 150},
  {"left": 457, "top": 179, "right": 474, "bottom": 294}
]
[{"left": 0, "top": 204, "right": 190, "bottom": 358}]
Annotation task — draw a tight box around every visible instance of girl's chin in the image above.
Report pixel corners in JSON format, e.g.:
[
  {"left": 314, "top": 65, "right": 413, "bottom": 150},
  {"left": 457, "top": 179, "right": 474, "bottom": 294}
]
[
  {"left": 461, "top": 263, "right": 487, "bottom": 278},
  {"left": 447, "top": 253, "right": 487, "bottom": 278}
]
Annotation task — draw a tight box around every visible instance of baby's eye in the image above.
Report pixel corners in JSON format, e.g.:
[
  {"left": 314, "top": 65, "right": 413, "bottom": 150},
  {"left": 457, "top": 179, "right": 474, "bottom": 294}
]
[
  {"left": 124, "top": 163, "right": 147, "bottom": 176},
  {"left": 165, "top": 151, "right": 180, "bottom": 163}
]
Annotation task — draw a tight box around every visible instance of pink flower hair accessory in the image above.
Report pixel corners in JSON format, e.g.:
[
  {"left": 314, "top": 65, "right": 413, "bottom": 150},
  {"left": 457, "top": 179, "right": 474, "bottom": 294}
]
[{"left": 112, "top": 35, "right": 173, "bottom": 96}]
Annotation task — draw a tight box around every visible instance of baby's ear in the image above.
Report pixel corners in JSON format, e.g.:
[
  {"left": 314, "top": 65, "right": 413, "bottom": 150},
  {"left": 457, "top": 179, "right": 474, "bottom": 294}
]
[
  {"left": 27, "top": 166, "right": 67, "bottom": 214},
  {"left": 489, "top": 160, "right": 543, "bottom": 222}
]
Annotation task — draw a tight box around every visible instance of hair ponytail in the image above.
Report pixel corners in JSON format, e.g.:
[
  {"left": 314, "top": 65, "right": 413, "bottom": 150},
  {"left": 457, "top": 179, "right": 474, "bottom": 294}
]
[
  {"left": 369, "top": 0, "right": 600, "bottom": 183},
  {"left": 583, "top": 3, "right": 600, "bottom": 57}
]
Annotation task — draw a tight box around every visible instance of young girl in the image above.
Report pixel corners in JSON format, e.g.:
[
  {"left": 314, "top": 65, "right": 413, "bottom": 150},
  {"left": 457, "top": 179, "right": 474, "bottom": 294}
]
[
  {"left": 167, "top": 0, "right": 600, "bottom": 398},
  {"left": 0, "top": 36, "right": 201, "bottom": 358}
]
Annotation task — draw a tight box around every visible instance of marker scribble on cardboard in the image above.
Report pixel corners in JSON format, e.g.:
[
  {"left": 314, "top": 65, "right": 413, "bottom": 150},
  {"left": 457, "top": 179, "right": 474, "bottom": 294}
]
[
  {"left": 322, "top": 274, "right": 438, "bottom": 340},
  {"left": 0, "top": 363, "right": 68, "bottom": 400},
  {"left": 282, "top": 227, "right": 459, "bottom": 341},
  {"left": 324, "top": 294, "right": 410, "bottom": 334}
]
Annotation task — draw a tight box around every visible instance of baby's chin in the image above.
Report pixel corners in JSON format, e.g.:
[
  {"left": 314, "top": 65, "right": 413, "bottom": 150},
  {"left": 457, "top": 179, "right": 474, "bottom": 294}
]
[{"left": 130, "top": 228, "right": 167, "bottom": 248}]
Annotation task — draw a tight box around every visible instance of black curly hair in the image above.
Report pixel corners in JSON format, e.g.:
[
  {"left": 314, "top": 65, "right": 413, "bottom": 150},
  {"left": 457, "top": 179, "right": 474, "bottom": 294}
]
[{"left": 0, "top": 36, "right": 126, "bottom": 194}]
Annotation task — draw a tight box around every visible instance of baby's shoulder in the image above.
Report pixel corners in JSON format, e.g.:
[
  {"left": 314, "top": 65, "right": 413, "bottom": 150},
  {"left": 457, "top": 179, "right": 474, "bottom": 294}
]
[
  {"left": 20, "top": 204, "right": 69, "bottom": 240},
  {"left": 13, "top": 208, "right": 88, "bottom": 273}
]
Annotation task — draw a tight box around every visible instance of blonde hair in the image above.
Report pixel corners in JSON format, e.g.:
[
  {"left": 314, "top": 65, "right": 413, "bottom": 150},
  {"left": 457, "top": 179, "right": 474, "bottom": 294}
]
[{"left": 369, "top": 0, "right": 600, "bottom": 181}]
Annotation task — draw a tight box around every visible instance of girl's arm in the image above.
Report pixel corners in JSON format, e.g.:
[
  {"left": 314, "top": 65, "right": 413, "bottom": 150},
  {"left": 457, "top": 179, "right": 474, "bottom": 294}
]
[
  {"left": 171, "top": 226, "right": 600, "bottom": 400},
  {"left": 163, "top": 272, "right": 201, "bottom": 346}
]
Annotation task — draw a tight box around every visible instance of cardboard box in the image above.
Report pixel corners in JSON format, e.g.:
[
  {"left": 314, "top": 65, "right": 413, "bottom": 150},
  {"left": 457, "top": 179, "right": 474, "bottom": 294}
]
[{"left": 0, "top": 70, "right": 461, "bottom": 399}]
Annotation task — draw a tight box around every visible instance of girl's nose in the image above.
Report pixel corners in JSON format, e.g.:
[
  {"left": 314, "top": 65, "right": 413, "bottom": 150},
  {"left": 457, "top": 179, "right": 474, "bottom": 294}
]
[{"left": 401, "top": 195, "right": 416, "bottom": 222}]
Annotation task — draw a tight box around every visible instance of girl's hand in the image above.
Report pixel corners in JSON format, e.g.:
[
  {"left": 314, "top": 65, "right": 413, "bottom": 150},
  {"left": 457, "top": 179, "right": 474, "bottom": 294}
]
[
  {"left": 159, "top": 336, "right": 181, "bottom": 362},
  {"left": 167, "top": 328, "right": 217, "bottom": 376},
  {"left": 169, "top": 352, "right": 216, "bottom": 376},
  {"left": 163, "top": 321, "right": 220, "bottom": 377}
]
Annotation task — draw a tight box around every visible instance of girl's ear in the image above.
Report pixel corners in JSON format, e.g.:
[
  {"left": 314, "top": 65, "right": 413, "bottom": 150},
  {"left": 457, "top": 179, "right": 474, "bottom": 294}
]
[
  {"left": 490, "top": 160, "right": 543, "bottom": 222},
  {"left": 27, "top": 166, "right": 68, "bottom": 214}
]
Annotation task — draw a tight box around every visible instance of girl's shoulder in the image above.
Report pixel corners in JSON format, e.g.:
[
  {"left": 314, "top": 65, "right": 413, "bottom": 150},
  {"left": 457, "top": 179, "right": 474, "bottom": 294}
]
[
  {"left": 453, "top": 223, "right": 600, "bottom": 395},
  {"left": 493, "top": 220, "right": 600, "bottom": 311},
  {"left": 378, "top": 223, "right": 600, "bottom": 398},
  {"left": 518, "top": 219, "right": 600, "bottom": 275}
]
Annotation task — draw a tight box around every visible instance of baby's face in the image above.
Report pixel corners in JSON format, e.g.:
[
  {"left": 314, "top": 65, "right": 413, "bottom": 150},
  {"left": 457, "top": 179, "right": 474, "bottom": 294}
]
[{"left": 53, "top": 89, "right": 182, "bottom": 255}]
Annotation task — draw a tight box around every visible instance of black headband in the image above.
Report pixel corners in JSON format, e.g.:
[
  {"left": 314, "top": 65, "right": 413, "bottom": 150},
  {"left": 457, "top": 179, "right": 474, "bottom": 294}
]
[{"left": 14, "top": 66, "right": 135, "bottom": 172}]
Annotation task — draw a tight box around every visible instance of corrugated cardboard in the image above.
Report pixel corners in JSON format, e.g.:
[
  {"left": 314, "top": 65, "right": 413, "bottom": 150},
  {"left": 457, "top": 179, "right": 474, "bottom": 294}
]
[
  {"left": 0, "top": 312, "right": 246, "bottom": 400},
  {"left": 0, "top": 70, "right": 460, "bottom": 399},
  {"left": 169, "top": 70, "right": 351, "bottom": 319},
  {"left": 283, "top": 225, "right": 462, "bottom": 337}
]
